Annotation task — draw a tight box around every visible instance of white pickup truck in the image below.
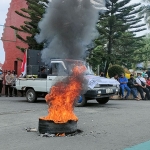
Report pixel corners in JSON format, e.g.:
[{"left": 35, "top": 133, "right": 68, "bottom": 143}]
[{"left": 15, "top": 59, "right": 119, "bottom": 106}]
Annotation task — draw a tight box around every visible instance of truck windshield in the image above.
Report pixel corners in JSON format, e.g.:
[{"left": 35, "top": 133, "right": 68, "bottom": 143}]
[{"left": 65, "top": 60, "right": 94, "bottom": 75}]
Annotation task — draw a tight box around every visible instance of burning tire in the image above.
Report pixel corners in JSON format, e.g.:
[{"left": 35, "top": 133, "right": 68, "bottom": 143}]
[
  {"left": 38, "top": 119, "right": 77, "bottom": 134},
  {"left": 96, "top": 97, "right": 109, "bottom": 104},
  {"left": 75, "top": 95, "right": 87, "bottom": 107},
  {"left": 26, "top": 88, "right": 37, "bottom": 103}
]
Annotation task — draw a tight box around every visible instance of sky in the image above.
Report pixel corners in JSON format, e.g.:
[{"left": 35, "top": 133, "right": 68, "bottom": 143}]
[{"left": 0, "top": 0, "right": 148, "bottom": 64}]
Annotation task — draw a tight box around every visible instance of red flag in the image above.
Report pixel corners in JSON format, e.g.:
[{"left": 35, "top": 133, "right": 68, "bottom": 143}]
[{"left": 21, "top": 51, "right": 27, "bottom": 76}]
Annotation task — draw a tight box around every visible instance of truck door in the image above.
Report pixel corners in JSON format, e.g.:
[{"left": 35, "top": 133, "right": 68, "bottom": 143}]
[{"left": 46, "top": 62, "right": 68, "bottom": 93}]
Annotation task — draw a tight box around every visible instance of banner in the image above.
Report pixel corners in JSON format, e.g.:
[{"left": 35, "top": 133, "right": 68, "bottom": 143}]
[
  {"left": 85, "top": 75, "right": 120, "bottom": 89},
  {"left": 21, "top": 51, "right": 27, "bottom": 76}
]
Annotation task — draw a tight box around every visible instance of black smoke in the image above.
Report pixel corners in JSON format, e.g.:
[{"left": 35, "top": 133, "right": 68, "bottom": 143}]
[{"left": 35, "top": 0, "right": 106, "bottom": 64}]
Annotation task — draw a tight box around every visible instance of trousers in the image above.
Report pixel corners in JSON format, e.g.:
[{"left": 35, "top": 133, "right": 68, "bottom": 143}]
[
  {"left": 130, "top": 88, "right": 138, "bottom": 98},
  {"left": 120, "top": 85, "right": 131, "bottom": 98},
  {"left": 5, "top": 85, "right": 12, "bottom": 96},
  {"left": 137, "top": 86, "right": 150, "bottom": 100}
]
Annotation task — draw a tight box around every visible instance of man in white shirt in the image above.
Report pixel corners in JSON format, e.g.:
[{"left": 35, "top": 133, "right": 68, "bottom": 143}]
[{"left": 136, "top": 72, "right": 150, "bottom": 100}]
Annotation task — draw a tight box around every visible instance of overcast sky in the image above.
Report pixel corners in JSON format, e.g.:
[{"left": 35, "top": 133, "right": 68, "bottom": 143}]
[{"left": 0, "top": 0, "right": 148, "bottom": 64}]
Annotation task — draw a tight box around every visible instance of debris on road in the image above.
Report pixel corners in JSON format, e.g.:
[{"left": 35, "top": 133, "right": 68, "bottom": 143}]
[{"left": 25, "top": 127, "right": 37, "bottom": 132}]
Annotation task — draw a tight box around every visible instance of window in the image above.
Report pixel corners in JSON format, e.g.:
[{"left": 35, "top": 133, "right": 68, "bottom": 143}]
[{"left": 49, "top": 63, "right": 68, "bottom": 76}]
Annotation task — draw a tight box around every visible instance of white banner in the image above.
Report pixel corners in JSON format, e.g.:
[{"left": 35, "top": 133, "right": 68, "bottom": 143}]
[{"left": 85, "top": 75, "right": 120, "bottom": 89}]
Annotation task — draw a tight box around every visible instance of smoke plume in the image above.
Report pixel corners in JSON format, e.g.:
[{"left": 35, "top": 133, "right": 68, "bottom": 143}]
[{"left": 35, "top": 0, "right": 106, "bottom": 64}]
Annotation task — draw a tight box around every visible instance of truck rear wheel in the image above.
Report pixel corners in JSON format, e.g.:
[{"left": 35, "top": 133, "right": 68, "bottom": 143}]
[
  {"left": 96, "top": 97, "right": 109, "bottom": 104},
  {"left": 26, "top": 89, "right": 37, "bottom": 103},
  {"left": 75, "top": 95, "right": 87, "bottom": 107}
]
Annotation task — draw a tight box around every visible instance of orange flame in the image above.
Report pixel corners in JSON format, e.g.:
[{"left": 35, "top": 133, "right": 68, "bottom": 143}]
[{"left": 40, "top": 65, "right": 86, "bottom": 123}]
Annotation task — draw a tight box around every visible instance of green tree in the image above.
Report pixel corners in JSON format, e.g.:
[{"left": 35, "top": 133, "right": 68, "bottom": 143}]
[
  {"left": 88, "top": 0, "right": 146, "bottom": 74},
  {"left": 108, "top": 65, "right": 125, "bottom": 78},
  {"left": 132, "top": 34, "right": 150, "bottom": 69},
  {"left": 10, "top": 0, "right": 48, "bottom": 53},
  {"left": 139, "top": 0, "right": 150, "bottom": 28}
]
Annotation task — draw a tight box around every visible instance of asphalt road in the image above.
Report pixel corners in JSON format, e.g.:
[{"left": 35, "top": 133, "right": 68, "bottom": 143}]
[{"left": 0, "top": 97, "right": 150, "bottom": 150}]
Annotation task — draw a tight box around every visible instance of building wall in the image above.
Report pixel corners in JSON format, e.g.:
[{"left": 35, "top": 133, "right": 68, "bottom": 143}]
[
  {"left": 2, "top": 0, "right": 28, "bottom": 75},
  {"left": 0, "top": 63, "right": 3, "bottom": 69}
]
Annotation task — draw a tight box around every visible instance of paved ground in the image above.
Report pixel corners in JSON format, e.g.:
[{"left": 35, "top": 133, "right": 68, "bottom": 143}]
[{"left": 0, "top": 97, "right": 150, "bottom": 150}]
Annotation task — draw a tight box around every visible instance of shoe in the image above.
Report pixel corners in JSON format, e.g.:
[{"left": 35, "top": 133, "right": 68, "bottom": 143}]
[
  {"left": 9, "top": 95, "right": 12, "bottom": 97},
  {"left": 124, "top": 96, "right": 128, "bottom": 99},
  {"left": 5, "top": 95, "right": 8, "bottom": 97},
  {"left": 135, "top": 97, "right": 140, "bottom": 101}
]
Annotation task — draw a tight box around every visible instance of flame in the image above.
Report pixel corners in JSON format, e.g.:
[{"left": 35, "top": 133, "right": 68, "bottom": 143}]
[
  {"left": 56, "top": 133, "right": 65, "bottom": 137},
  {"left": 40, "top": 65, "right": 86, "bottom": 123}
]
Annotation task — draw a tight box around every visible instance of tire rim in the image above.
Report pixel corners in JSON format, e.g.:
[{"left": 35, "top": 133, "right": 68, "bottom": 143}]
[
  {"left": 78, "top": 96, "right": 82, "bottom": 103},
  {"left": 28, "top": 92, "right": 34, "bottom": 101}
]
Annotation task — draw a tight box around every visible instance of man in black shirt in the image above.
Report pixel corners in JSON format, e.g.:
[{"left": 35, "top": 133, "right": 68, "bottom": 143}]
[
  {"left": 38, "top": 67, "right": 47, "bottom": 78},
  {"left": 127, "top": 74, "right": 140, "bottom": 100}
]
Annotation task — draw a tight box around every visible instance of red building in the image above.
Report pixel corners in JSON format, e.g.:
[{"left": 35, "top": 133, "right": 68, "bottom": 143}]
[{"left": 2, "top": 0, "right": 28, "bottom": 75}]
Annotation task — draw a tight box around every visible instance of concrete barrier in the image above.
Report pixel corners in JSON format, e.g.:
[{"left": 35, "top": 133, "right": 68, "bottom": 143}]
[{"left": 111, "top": 91, "right": 143, "bottom": 100}]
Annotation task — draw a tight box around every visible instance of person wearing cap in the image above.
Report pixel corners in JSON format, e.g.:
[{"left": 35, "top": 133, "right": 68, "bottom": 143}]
[
  {"left": 118, "top": 73, "right": 131, "bottom": 99},
  {"left": 127, "top": 74, "right": 140, "bottom": 100},
  {"left": 135, "top": 72, "right": 150, "bottom": 100},
  {"left": 5, "top": 70, "right": 13, "bottom": 97},
  {"left": 0, "top": 69, "right": 4, "bottom": 97}
]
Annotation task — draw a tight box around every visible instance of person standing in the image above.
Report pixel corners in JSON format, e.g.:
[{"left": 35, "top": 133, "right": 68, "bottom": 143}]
[
  {"left": 142, "top": 71, "right": 146, "bottom": 78},
  {"left": 0, "top": 69, "right": 4, "bottom": 97},
  {"left": 11, "top": 70, "right": 17, "bottom": 96},
  {"left": 127, "top": 74, "right": 140, "bottom": 100},
  {"left": 136, "top": 72, "right": 150, "bottom": 100},
  {"left": 5, "top": 70, "right": 13, "bottom": 97},
  {"left": 118, "top": 73, "right": 131, "bottom": 99},
  {"left": 146, "top": 70, "right": 150, "bottom": 77},
  {"left": 100, "top": 72, "right": 104, "bottom": 77}
]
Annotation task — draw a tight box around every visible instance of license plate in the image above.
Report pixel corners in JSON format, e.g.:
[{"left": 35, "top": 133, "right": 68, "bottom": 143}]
[{"left": 106, "top": 89, "right": 113, "bottom": 93}]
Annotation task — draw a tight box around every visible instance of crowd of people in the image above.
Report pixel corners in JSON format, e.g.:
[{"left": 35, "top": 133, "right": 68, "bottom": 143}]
[
  {"left": 112, "top": 71, "right": 150, "bottom": 100},
  {"left": 1, "top": 68, "right": 150, "bottom": 100},
  {"left": 0, "top": 69, "right": 23, "bottom": 97}
]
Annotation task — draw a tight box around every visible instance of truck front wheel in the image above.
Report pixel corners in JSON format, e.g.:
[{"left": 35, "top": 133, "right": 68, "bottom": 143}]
[
  {"left": 75, "top": 95, "right": 87, "bottom": 107},
  {"left": 96, "top": 97, "right": 109, "bottom": 104},
  {"left": 26, "top": 89, "right": 37, "bottom": 103}
]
